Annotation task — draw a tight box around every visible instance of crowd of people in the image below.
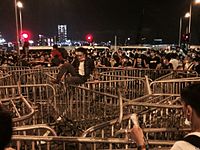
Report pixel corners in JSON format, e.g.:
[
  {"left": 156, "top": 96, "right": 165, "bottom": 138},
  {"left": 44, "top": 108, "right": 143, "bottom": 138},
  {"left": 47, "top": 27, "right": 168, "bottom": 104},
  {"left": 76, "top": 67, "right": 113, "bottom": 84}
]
[
  {"left": 1, "top": 45, "right": 200, "bottom": 149},
  {"left": 1, "top": 45, "right": 200, "bottom": 74},
  {"left": 94, "top": 47, "right": 200, "bottom": 73}
]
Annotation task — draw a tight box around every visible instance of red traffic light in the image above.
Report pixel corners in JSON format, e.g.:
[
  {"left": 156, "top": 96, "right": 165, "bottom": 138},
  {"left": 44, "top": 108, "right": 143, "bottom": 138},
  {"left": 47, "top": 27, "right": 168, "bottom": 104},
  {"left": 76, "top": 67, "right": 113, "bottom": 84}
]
[
  {"left": 181, "top": 33, "right": 190, "bottom": 43},
  {"left": 22, "top": 33, "right": 29, "bottom": 39},
  {"left": 86, "top": 34, "right": 93, "bottom": 43},
  {"left": 21, "top": 31, "right": 31, "bottom": 41}
]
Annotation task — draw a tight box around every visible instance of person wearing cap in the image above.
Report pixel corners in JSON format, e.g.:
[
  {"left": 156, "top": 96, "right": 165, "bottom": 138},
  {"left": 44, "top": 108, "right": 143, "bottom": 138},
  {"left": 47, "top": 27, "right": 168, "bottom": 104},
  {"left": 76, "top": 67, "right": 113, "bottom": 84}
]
[{"left": 53, "top": 47, "right": 95, "bottom": 85}]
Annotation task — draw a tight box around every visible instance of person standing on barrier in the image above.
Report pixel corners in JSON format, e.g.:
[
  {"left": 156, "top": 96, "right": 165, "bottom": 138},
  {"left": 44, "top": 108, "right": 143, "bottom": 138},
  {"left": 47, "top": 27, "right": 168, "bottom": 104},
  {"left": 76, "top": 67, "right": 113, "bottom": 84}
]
[
  {"left": 0, "top": 105, "right": 13, "bottom": 150},
  {"left": 131, "top": 83, "right": 200, "bottom": 150},
  {"left": 53, "top": 47, "right": 95, "bottom": 85}
]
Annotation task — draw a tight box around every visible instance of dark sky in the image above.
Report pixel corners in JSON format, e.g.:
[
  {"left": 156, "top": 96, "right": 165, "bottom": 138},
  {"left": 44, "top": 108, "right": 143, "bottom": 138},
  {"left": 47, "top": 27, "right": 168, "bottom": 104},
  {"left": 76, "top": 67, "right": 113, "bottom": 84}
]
[{"left": 0, "top": 0, "right": 199, "bottom": 44}]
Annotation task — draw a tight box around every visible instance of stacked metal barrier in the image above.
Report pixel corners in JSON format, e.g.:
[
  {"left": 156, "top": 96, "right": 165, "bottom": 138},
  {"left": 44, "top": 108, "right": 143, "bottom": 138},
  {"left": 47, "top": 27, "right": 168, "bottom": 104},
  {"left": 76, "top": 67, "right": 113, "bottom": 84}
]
[
  {"left": 0, "top": 66, "right": 58, "bottom": 150},
  {"left": 1, "top": 66, "right": 200, "bottom": 150},
  {"left": 79, "top": 92, "right": 186, "bottom": 149},
  {"left": 151, "top": 77, "right": 200, "bottom": 94},
  {"left": 98, "top": 67, "right": 198, "bottom": 80}
]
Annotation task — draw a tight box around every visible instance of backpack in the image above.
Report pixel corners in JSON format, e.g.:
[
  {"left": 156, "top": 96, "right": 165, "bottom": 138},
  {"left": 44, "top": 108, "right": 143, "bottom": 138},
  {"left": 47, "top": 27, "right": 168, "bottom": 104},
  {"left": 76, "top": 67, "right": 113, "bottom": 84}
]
[
  {"left": 58, "top": 48, "right": 68, "bottom": 59},
  {"left": 183, "top": 135, "right": 200, "bottom": 148}
]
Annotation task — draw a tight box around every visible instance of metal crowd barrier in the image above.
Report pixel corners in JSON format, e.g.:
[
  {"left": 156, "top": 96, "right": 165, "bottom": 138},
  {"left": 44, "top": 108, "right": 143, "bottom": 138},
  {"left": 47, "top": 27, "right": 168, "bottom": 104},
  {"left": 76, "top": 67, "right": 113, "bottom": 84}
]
[
  {"left": 79, "top": 93, "right": 188, "bottom": 149},
  {"left": 0, "top": 66, "right": 30, "bottom": 73},
  {"left": 11, "top": 135, "right": 173, "bottom": 150},
  {"left": 0, "top": 94, "right": 34, "bottom": 124},
  {"left": 0, "top": 66, "right": 197, "bottom": 149},
  {"left": 0, "top": 73, "right": 19, "bottom": 86},
  {"left": 0, "top": 79, "right": 57, "bottom": 126},
  {"left": 8, "top": 93, "right": 184, "bottom": 150},
  {"left": 0, "top": 81, "right": 57, "bottom": 140},
  {"left": 13, "top": 124, "right": 57, "bottom": 136},
  {"left": 42, "top": 67, "right": 60, "bottom": 78},
  {"left": 18, "top": 83, "right": 57, "bottom": 125},
  {"left": 0, "top": 66, "right": 59, "bottom": 86},
  {"left": 55, "top": 84, "right": 121, "bottom": 130},
  {"left": 155, "top": 71, "right": 198, "bottom": 81},
  {"left": 84, "top": 78, "right": 148, "bottom": 100},
  {"left": 97, "top": 67, "right": 198, "bottom": 80},
  {"left": 150, "top": 77, "right": 200, "bottom": 94}
]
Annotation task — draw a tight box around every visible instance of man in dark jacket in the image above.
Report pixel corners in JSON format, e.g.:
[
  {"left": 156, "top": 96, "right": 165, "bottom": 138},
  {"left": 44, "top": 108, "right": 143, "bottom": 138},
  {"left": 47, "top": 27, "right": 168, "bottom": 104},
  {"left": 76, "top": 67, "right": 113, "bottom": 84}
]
[{"left": 53, "top": 47, "right": 95, "bottom": 85}]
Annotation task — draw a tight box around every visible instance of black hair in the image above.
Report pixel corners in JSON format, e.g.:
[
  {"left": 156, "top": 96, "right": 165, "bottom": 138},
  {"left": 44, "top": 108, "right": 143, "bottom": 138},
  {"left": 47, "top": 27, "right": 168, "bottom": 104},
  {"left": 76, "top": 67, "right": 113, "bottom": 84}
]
[
  {"left": 181, "top": 83, "right": 200, "bottom": 117},
  {"left": 193, "top": 57, "right": 200, "bottom": 62},
  {"left": 53, "top": 44, "right": 58, "bottom": 49},
  {"left": 75, "top": 47, "right": 87, "bottom": 55},
  {"left": 0, "top": 105, "right": 13, "bottom": 150}
]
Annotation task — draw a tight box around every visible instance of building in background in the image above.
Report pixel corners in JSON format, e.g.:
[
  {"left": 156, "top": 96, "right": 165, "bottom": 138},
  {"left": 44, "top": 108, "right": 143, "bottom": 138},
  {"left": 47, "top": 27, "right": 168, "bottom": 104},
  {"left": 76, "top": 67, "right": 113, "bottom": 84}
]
[
  {"left": 58, "top": 25, "right": 68, "bottom": 44},
  {"left": 0, "top": 32, "right": 6, "bottom": 45}
]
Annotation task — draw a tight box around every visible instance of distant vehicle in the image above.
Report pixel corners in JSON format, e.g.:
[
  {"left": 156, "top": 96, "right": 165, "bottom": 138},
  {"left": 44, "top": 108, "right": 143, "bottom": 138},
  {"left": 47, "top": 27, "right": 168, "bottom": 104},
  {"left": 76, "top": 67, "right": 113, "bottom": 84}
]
[
  {"left": 151, "top": 44, "right": 171, "bottom": 50},
  {"left": 190, "top": 45, "right": 200, "bottom": 50},
  {"left": 75, "top": 46, "right": 110, "bottom": 52},
  {"left": 119, "top": 45, "right": 152, "bottom": 52},
  {"left": 19, "top": 46, "right": 52, "bottom": 51}
]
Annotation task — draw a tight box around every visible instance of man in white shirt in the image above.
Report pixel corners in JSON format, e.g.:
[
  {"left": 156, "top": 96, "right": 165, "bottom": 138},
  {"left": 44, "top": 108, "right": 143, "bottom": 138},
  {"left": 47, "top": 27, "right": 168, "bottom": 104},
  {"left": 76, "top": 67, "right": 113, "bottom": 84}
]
[
  {"left": 53, "top": 47, "right": 95, "bottom": 85},
  {"left": 169, "top": 53, "right": 179, "bottom": 70}
]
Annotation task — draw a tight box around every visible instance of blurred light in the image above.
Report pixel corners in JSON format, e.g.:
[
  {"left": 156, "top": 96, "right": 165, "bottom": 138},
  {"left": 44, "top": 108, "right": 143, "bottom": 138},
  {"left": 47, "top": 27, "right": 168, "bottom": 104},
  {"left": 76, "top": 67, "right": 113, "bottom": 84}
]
[
  {"left": 0, "top": 38, "right": 6, "bottom": 43},
  {"left": 86, "top": 34, "right": 93, "bottom": 43},
  {"left": 185, "top": 12, "right": 190, "bottom": 18},
  {"left": 22, "top": 33, "right": 28, "bottom": 39},
  {"left": 29, "top": 40, "right": 34, "bottom": 44},
  {"left": 195, "top": 0, "right": 200, "bottom": 4},
  {"left": 17, "top": 1, "right": 23, "bottom": 8},
  {"left": 21, "top": 31, "right": 31, "bottom": 41}
]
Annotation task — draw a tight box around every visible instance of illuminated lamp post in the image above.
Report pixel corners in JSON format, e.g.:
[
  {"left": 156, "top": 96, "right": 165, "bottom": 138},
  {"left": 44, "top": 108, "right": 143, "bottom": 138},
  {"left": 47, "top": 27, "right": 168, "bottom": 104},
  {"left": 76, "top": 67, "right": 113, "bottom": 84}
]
[
  {"left": 188, "top": 0, "right": 200, "bottom": 43},
  {"left": 124, "top": 37, "right": 130, "bottom": 46},
  {"left": 14, "top": 0, "right": 20, "bottom": 55},
  {"left": 178, "top": 13, "right": 190, "bottom": 46},
  {"left": 17, "top": 1, "right": 23, "bottom": 45}
]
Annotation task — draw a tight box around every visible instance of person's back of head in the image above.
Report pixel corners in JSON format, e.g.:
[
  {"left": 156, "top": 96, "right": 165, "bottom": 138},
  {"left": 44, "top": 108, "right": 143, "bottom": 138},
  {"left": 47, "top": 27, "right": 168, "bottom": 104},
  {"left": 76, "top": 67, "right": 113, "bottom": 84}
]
[
  {"left": 0, "top": 105, "right": 12, "bottom": 150},
  {"left": 53, "top": 44, "right": 58, "bottom": 49},
  {"left": 181, "top": 83, "right": 200, "bottom": 117}
]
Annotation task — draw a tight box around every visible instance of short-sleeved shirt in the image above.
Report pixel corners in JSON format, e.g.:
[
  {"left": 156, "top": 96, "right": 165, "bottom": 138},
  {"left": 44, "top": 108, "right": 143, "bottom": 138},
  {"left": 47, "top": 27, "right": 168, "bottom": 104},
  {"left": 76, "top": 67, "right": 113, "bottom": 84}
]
[
  {"left": 149, "top": 56, "right": 160, "bottom": 69},
  {"left": 171, "top": 132, "right": 200, "bottom": 150}
]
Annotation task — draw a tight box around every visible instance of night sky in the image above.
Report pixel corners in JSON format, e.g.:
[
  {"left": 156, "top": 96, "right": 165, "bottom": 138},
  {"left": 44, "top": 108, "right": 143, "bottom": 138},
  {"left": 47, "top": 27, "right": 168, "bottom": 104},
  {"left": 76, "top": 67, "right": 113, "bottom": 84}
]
[{"left": 0, "top": 0, "right": 200, "bottom": 44}]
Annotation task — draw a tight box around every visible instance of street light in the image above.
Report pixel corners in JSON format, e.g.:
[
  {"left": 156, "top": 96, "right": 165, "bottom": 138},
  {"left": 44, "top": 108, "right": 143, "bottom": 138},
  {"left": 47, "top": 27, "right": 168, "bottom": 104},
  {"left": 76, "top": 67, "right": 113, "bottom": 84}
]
[
  {"left": 17, "top": 1, "right": 23, "bottom": 45},
  {"left": 178, "top": 12, "right": 190, "bottom": 46},
  {"left": 178, "top": 0, "right": 200, "bottom": 46},
  {"left": 14, "top": 0, "right": 20, "bottom": 55},
  {"left": 184, "top": 12, "right": 190, "bottom": 18},
  {"left": 188, "top": 0, "right": 200, "bottom": 41},
  {"left": 124, "top": 37, "right": 130, "bottom": 46}
]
